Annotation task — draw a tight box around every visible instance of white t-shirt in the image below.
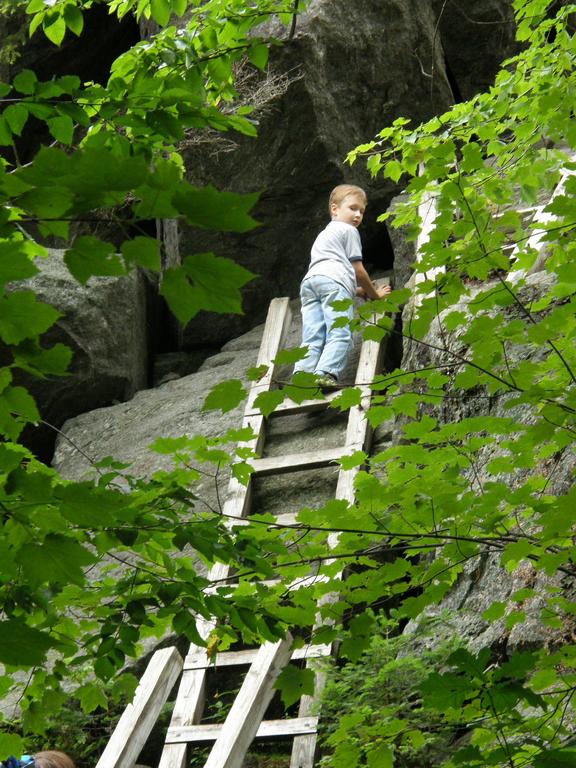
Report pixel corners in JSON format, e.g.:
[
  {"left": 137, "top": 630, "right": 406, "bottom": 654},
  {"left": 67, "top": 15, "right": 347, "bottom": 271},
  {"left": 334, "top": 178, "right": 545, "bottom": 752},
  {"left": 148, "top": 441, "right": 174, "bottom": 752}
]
[{"left": 303, "top": 220, "right": 362, "bottom": 297}]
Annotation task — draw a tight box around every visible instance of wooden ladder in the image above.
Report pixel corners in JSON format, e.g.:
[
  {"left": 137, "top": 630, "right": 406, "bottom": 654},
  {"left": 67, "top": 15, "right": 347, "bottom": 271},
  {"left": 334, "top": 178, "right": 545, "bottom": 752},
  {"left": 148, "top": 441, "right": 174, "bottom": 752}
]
[{"left": 97, "top": 292, "right": 387, "bottom": 768}]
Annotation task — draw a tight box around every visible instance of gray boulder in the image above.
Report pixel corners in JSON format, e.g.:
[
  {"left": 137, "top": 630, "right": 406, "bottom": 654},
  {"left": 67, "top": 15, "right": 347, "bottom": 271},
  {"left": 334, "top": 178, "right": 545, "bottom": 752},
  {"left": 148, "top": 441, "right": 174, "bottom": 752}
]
[
  {"left": 18, "top": 249, "right": 149, "bottom": 458},
  {"left": 170, "top": 1, "right": 519, "bottom": 352},
  {"left": 53, "top": 296, "right": 368, "bottom": 520}
]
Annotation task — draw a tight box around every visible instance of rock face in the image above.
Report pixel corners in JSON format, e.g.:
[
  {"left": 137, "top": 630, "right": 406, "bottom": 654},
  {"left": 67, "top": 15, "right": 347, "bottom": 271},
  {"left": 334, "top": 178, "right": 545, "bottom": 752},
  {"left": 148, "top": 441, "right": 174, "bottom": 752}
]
[
  {"left": 2, "top": 1, "right": 519, "bottom": 453},
  {"left": 378, "top": 271, "right": 576, "bottom": 656},
  {"left": 19, "top": 250, "right": 150, "bottom": 458},
  {"left": 432, "top": 0, "right": 518, "bottom": 101},
  {"left": 173, "top": 0, "right": 519, "bottom": 351}
]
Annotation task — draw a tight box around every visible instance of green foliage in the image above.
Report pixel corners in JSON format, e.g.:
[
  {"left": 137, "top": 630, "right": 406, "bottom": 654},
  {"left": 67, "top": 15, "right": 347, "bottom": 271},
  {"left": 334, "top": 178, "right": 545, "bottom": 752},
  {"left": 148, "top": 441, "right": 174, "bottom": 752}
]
[
  {"left": 319, "top": 615, "right": 462, "bottom": 768},
  {"left": 203, "top": 379, "right": 247, "bottom": 413},
  {"left": 2, "top": 2, "right": 576, "bottom": 766},
  {"left": 309, "top": 1, "right": 576, "bottom": 763},
  {"left": 1, "top": 673, "right": 136, "bottom": 765},
  {"left": 0, "top": 1, "right": 28, "bottom": 68}
]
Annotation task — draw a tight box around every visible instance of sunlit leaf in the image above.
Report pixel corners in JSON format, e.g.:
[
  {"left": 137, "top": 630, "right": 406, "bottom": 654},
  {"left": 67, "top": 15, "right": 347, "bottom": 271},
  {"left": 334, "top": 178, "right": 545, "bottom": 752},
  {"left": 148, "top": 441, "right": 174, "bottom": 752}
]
[
  {"left": 122, "top": 236, "right": 161, "bottom": 271},
  {"left": 64, "top": 237, "right": 126, "bottom": 284},
  {"left": 0, "top": 292, "right": 60, "bottom": 344},
  {"left": 161, "top": 254, "right": 255, "bottom": 324}
]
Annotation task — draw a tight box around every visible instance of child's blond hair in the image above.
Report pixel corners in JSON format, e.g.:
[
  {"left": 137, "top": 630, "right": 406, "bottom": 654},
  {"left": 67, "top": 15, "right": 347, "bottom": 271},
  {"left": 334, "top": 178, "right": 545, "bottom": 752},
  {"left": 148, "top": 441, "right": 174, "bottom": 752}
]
[
  {"left": 328, "top": 184, "right": 367, "bottom": 214},
  {"left": 34, "top": 753, "right": 75, "bottom": 768}
]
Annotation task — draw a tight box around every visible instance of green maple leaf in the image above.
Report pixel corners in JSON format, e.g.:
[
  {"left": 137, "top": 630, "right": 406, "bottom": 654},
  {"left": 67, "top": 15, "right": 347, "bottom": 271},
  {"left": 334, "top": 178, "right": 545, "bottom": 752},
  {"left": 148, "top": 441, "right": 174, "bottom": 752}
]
[
  {"left": 122, "top": 236, "right": 161, "bottom": 270},
  {"left": 76, "top": 682, "right": 109, "bottom": 714},
  {"left": 0, "top": 735, "right": 24, "bottom": 759},
  {"left": 17, "top": 534, "right": 95, "bottom": 587},
  {"left": 275, "top": 665, "right": 315, "bottom": 707},
  {"left": 0, "top": 291, "right": 60, "bottom": 344},
  {"left": 253, "top": 389, "right": 285, "bottom": 417},
  {"left": 64, "top": 236, "right": 126, "bottom": 284},
  {"left": 0, "top": 621, "right": 56, "bottom": 666},
  {"left": 160, "top": 254, "right": 256, "bottom": 324},
  {"left": 534, "top": 749, "right": 576, "bottom": 767},
  {"left": 172, "top": 184, "right": 260, "bottom": 232},
  {"left": 203, "top": 379, "right": 247, "bottom": 413}
]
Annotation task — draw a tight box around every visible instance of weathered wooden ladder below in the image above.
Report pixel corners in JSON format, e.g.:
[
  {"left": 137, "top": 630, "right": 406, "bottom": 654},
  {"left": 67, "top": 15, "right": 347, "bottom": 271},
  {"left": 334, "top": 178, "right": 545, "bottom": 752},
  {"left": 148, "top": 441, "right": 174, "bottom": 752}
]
[{"left": 96, "top": 291, "right": 387, "bottom": 768}]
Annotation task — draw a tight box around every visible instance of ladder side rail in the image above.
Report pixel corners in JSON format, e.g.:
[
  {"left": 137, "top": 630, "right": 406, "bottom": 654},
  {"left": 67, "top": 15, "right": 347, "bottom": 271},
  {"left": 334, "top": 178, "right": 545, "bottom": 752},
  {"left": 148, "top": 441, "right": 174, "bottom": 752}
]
[
  {"left": 95, "top": 647, "right": 183, "bottom": 768},
  {"left": 290, "top": 316, "right": 388, "bottom": 768},
  {"left": 159, "top": 298, "right": 293, "bottom": 768},
  {"left": 344, "top": 280, "right": 389, "bottom": 451},
  {"left": 158, "top": 617, "right": 215, "bottom": 768},
  {"left": 245, "top": 297, "right": 293, "bottom": 413},
  {"left": 203, "top": 636, "right": 295, "bottom": 768},
  {"left": 167, "top": 716, "right": 319, "bottom": 744},
  {"left": 221, "top": 298, "right": 294, "bottom": 520}
]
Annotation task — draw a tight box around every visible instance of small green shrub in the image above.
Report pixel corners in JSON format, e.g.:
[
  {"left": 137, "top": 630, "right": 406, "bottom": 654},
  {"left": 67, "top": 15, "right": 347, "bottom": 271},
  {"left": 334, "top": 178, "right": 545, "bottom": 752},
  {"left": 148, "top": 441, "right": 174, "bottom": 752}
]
[{"left": 318, "top": 613, "right": 462, "bottom": 768}]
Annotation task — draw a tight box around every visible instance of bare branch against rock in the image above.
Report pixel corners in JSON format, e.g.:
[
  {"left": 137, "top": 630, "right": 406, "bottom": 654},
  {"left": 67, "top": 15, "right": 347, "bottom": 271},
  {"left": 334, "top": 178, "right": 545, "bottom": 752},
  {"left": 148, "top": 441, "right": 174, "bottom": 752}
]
[{"left": 179, "top": 61, "right": 304, "bottom": 158}]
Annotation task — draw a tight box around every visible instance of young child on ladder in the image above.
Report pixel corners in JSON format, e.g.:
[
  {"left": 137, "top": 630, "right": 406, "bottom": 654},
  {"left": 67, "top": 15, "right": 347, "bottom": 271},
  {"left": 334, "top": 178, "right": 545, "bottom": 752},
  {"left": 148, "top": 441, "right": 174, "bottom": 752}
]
[{"left": 293, "top": 184, "right": 391, "bottom": 390}]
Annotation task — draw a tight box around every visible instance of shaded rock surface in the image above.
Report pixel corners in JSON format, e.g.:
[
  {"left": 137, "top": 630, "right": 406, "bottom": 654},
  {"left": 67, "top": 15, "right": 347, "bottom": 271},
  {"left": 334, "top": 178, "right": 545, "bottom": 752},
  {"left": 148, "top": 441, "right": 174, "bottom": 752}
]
[
  {"left": 53, "top": 298, "right": 364, "bottom": 516},
  {"left": 432, "top": 0, "right": 518, "bottom": 101},
  {"left": 53, "top": 265, "right": 396, "bottom": 485},
  {"left": 20, "top": 249, "right": 150, "bottom": 458},
  {"left": 2, "top": 1, "right": 519, "bottom": 428}
]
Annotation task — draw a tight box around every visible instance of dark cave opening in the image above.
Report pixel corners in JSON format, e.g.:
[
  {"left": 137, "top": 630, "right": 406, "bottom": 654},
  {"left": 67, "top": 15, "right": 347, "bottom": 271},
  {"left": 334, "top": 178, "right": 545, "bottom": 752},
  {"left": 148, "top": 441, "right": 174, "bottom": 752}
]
[{"left": 363, "top": 214, "right": 395, "bottom": 274}]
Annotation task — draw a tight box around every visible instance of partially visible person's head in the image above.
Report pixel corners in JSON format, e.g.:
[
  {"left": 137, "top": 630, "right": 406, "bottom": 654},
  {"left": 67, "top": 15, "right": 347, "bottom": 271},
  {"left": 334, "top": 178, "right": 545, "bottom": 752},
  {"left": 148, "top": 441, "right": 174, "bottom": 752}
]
[
  {"left": 31, "top": 753, "right": 75, "bottom": 768},
  {"left": 328, "top": 184, "right": 367, "bottom": 215},
  {"left": 1, "top": 755, "right": 75, "bottom": 768}
]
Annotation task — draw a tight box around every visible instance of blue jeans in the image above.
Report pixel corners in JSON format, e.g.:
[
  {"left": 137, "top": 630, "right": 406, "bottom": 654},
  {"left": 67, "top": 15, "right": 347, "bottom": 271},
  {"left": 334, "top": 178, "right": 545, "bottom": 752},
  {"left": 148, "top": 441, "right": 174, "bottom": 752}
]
[{"left": 293, "top": 276, "right": 354, "bottom": 380}]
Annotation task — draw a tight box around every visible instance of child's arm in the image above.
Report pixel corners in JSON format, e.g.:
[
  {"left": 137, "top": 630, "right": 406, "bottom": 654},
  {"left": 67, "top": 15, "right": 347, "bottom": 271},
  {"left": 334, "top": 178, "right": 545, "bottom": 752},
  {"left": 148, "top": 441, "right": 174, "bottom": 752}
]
[{"left": 353, "top": 261, "right": 391, "bottom": 299}]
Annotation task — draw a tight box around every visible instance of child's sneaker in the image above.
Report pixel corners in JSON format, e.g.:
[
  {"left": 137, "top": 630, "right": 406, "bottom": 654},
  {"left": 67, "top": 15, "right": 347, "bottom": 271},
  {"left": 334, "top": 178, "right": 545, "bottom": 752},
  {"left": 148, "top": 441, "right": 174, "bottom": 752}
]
[{"left": 314, "top": 372, "right": 338, "bottom": 391}]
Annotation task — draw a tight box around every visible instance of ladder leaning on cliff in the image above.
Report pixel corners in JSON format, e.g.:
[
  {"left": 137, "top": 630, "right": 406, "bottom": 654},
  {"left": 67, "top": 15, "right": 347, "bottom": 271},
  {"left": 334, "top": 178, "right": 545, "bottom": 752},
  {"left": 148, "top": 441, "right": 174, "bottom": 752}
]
[
  {"left": 95, "top": 284, "right": 391, "bottom": 768},
  {"left": 94, "top": 157, "right": 575, "bottom": 768}
]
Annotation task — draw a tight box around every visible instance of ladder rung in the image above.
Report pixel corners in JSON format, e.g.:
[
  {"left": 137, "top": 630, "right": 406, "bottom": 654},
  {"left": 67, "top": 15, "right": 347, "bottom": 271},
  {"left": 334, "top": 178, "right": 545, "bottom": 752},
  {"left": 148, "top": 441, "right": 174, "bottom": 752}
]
[
  {"left": 270, "top": 391, "right": 340, "bottom": 416},
  {"left": 166, "top": 716, "right": 319, "bottom": 744},
  {"left": 492, "top": 205, "right": 538, "bottom": 219},
  {"left": 246, "top": 390, "right": 341, "bottom": 418},
  {"left": 251, "top": 446, "right": 352, "bottom": 476},
  {"left": 184, "top": 643, "right": 331, "bottom": 670},
  {"left": 224, "top": 511, "right": 297, "bottom": 529}
]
